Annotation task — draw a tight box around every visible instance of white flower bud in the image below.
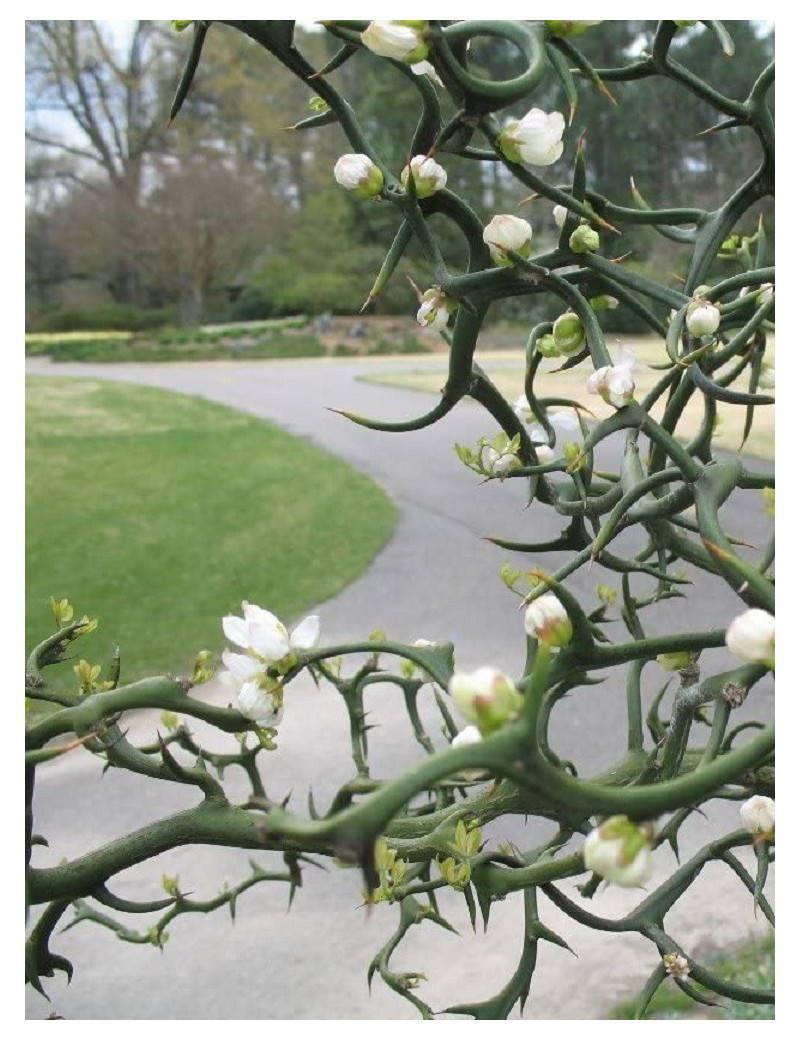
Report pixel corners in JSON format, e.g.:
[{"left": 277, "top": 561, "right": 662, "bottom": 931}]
[
  {"left": 499, "top": 108, "right": 565, "bottom": 166},
  {"left": 524, "top": 593, "right": 573, "bottom": 647},
  {"left": 725, "top": 608, "right": 775, "bottom": 668},
  {"left": 483, "top": 214, "right": 533, "bottom": 266},
  {"left": 553, "top": 204, "right": 568, "bottom": 228},
  {"left": 333, "top": 154, "right": 384, "bottom": 198},
  {"left": 361, "top": 21, "right": 428, "bottom": 64},
  {"left": 583, "top": 816, "right": 654, "bottom": 887},
  {"left": 740, "top": 795, "right": 775, "bottom": 837},
  {"left": 401, "top": 154, "right": 447, "bottom": 198},
  {"left": 757, "top": 283, "right": 774, "bottom": 305},
  {"left": 448, "top": 667, "right": 523, "bottom": 735},
  {"left": 686, "top": 298, "right": 721, "bottom": 337}
]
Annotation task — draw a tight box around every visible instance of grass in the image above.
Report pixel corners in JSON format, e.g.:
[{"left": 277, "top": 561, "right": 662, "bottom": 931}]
[
  {"left": 609, "top": 935, "right": 775, "bottom": 1020},
  {"left": 360, "top": 334, "right": 776, "bottom": 461},
  {"left": 26, "top": 377, "right": 396, "bottom": 688}
]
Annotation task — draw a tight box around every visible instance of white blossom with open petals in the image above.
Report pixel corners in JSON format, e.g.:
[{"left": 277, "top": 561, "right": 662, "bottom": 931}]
[
  {"left": 500, "top": 108, "right": 565, "bottom": 166},
  {"left": 235, "top": 679, "right": 284, "bottom": 727},
  {"left": 586, "top": 344, "right": 636, "bottom": 408},
  {"left": 222, "top": 601, "right": 319, "bottom": 665}
]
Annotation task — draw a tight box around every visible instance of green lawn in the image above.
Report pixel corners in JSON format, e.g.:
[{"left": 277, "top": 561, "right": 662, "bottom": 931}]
[{"left": 26, "top": 377, "right": 396, "bottom": 686}]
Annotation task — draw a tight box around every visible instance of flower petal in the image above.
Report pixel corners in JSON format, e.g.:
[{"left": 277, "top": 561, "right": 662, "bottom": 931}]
[
  {"left": 290, "top": 615, "right": 320, "bottom": 651},
  {"left": 221, "top": 649, "right": 261, "bottom": 682},
  {"left": 222, "top": 615, "right": 251, "bottom": 650}
]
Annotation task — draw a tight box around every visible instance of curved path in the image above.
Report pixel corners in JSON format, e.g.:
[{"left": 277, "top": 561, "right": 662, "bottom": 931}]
[{"left": 25, "top": 357, "right": 773, "bottom": 1020}]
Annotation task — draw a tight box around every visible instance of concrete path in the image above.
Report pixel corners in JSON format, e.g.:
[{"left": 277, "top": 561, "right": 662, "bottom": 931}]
[{"left": 25, "top": 357, "right": 774, "bottom": 1020}]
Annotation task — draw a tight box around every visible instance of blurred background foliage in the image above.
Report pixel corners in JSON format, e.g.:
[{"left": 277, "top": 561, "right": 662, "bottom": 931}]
[{"left": 25, "top": 20, "right": 774, "bottom": 334}]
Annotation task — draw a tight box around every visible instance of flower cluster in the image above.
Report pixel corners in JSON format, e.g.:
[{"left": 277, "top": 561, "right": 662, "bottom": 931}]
[{"left": 219, "top": 602, "right": 320, "bottom": 726}]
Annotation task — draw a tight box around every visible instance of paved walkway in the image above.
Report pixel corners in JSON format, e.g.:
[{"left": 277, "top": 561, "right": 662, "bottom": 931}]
[{"left": 25, "top": 357, "right": 773, "bottom": 1020}]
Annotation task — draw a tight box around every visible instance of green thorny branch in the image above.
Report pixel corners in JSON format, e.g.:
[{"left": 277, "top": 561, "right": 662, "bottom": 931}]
[{"left": 26, "top": 20, "right": 774, "bottom": 1020}]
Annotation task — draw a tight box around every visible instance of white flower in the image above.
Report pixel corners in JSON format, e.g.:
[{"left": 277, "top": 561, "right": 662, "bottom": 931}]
[
  {"left": 586, "top": 344, "right": 636, "bottom": 408},
  {"left": 583, "top": 816, "right": 654, "bottom": 887},
  {"left": 362, "top": 20, "right": 428, "bottom": 63},
  {"left": 416, "top": 287, "right": 453, "bottom": 330},
  {"left": 401, "top": 154, "right": 447, "bottom": 199},
  {"left": 333, "top": 154, "right": 384, "bottom": 198},
  {"left": 553, "top": 204, "right": 568, "bottom": 229},
  {"left": 499, "top": 108, "right": 565, "bottom": 166},
  {"left": 524, "top": 593, "right": 573, "bottom": 647},
  {"left": 740, "top": 795, "right": 775, "bottom": 837},
  {"left": 222, "top": 601, "right": 320, "bottom": 665},
  {"left": 449, "top": 666, "right": 523, "bottom": 735},
  {"left": 686, "top": 298, "right": 721, "bottom": 337},
  {"left": 483, "top": 446, "right": 519, "bottom": 477},
  {"left": 725, "top": 608, "right": 775, "bottom": 668},
  {"left": 218, "top": 651, "right": 285, "bottom": 726},
  {"left": 757, "top": 283, "right": 774, "bottom": 305},
  {"left": 483, "top": 214, "right": 533, "bottom": 266},
  {"left": 452, "top": 724, "right": 482, "bottom": 748},
  {"left": 235, "top": 678, "right": 284, "bottom": 726}
]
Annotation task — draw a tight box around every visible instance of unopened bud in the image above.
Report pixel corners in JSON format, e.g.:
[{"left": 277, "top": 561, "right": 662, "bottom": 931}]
[
  {"left": 686, "top": 298, "right": 720, "bottom": 337},
  {"left": 583, "top": 816, "right": 654, "bottom": 887},
  {"left": 569, "top": 224, "right": 600, "bottom": 254},
  {"left": 740, "top": 794, "right": 775, "bottom": 838},
  {"left": 448, "top": 667, "right": 523, "bottom": 735},
  {"left": 401, "top": 154, "right": 447, "bottom": 199},
  {"left": 725, "top": 608, "right": 775, "bottom": 669},
  {"left": 333, "top": 154, "right": 384, "bottom": 199},
  {"left": 524, "top": 593, "right": 573, "bottom": 647},
  {"left": 553, "top": 312, "right": 585, "bottom": 355}
]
